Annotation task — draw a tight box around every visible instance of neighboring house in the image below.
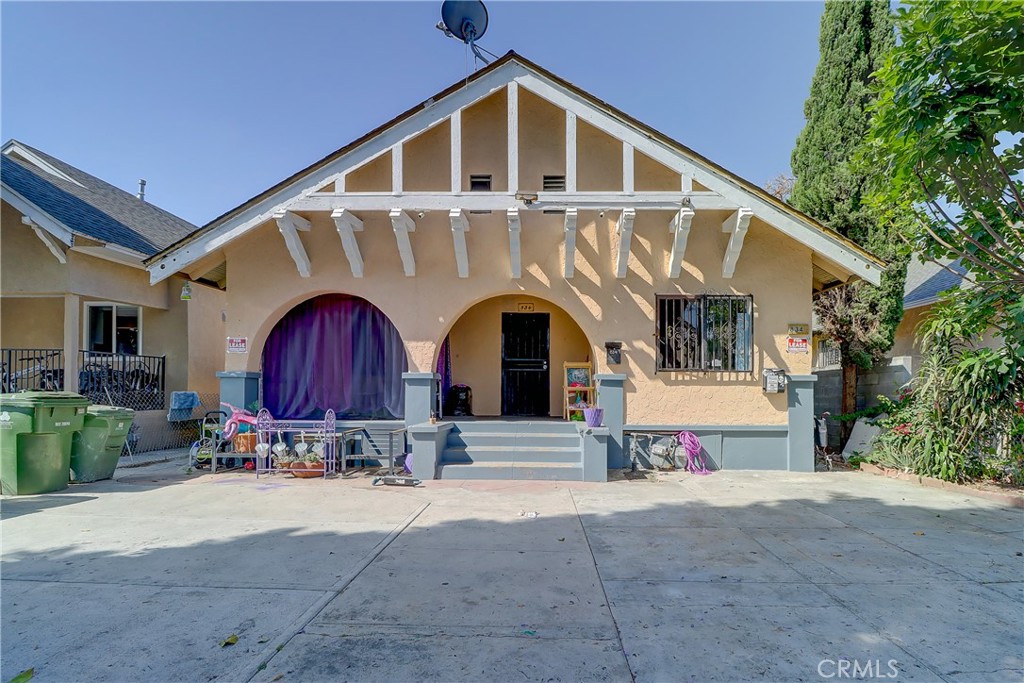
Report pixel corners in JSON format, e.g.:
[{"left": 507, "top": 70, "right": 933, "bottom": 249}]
[
  {"left": 0, "top": 140, "right": 225, "bottom": 448},
  {"left": 145, "top": 52, "right": 885, "bottom": 479}
]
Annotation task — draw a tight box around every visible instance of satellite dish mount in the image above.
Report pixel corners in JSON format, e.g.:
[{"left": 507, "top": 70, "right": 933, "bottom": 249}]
[{"left": 438, "top": 0, "right": 497, "bottom": 68}]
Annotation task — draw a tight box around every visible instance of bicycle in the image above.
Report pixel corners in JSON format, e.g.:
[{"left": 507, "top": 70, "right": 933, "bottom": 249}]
[
  {"left": 1, "top": 352, "right": 62, "bottom": 392},
  {"left": 814, "top": 413, "right": 835, "bottom": 471}
]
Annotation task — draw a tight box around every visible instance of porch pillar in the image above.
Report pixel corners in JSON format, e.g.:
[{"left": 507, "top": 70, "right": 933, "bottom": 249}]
[
  {"left": 786, "top": 374, "right": 817, "bottom": 472},
  {"left": 595, "top": 373, "right": 626, "bottom": 469},
  {"left": 63, "top": 294, "right": 79, "bottom": 393},
  {"left": 402, "top": 372, "right": 438, "bottom": 427},
  {"left": 217, "top": 371, "right": 261, "bottom": 412}
]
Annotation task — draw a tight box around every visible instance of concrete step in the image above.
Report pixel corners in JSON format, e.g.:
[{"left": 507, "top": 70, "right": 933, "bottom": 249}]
[
  {"left": 441, "top": 445, "right": 582, "bottom": 464},
  {"left": 449, "top": 421, "right": 580, "bottom": 434},
  {"left": 436, "top": 461, "right": 584, "bottom": 481},
  {"left": 445, "top": 432, "right": 581, "bottom": 449}
]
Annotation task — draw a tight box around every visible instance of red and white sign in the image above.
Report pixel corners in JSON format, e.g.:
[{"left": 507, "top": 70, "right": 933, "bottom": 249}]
[
  {"left": 787, "top": 336, "right": 809, "bottom": 354},
  {"left": 226, "top": 337, "right": 248, "bottom": 354}
]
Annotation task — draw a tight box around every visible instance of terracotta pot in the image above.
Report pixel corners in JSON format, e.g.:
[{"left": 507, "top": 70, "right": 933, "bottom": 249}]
[{"left": 290, "top": 461, "right": 322, "bottom": 478}]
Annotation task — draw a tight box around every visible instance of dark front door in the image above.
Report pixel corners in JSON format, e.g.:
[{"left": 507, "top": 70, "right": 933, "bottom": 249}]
[{"left": 501, "top": 313, "right": 550, "bottom": 416}]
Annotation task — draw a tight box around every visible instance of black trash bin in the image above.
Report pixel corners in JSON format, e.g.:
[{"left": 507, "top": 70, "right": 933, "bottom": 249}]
[{"left": 446, "top": 384, "right": 473, "bottom": 417}]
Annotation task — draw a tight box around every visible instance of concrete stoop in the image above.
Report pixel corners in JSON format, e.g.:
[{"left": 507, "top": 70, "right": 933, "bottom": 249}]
[{"left": 436, "top": 421, "right": 585, "bottom": 481}]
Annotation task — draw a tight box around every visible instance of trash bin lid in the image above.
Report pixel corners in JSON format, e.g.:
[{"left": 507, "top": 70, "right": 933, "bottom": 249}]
[
  {"left": 0, "top": 391, "right": 90, "bottom": 408},
  {"left": 87, "top": 405, "right": 135, "bottom": 419}
]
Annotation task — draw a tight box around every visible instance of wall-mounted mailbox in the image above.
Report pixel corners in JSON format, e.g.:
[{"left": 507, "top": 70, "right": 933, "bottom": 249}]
[
  {"left": 605, "top": 341, "right": 623, "bottom": 365},
  {"left": 762, "top": 368, "right": 788, "bottom": 393}
]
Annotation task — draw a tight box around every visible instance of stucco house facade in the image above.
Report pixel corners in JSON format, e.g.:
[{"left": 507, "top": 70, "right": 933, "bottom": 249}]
[
  {"left": 146, "top": 53, "right": 884, "bottom": 479},
  {"left": 1, "top": 140, "right": 225, "bottom": 449}
]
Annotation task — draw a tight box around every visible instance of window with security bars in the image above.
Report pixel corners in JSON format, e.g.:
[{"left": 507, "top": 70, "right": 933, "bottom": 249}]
[{"left": 656, "top": 294, "right": 753, "bottom": 372}]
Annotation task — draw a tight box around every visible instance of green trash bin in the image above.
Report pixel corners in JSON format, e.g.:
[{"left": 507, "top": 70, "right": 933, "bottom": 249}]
[
  {"left": 0, "top": 392, "right": 90, "bottom": 495},
  {"left": 71, "top": 406, "right": 135, "bottom": 482}
]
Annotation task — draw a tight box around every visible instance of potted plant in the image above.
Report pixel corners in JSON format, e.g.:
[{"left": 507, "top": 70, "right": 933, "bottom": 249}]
[{"left": 293, "top": 451, "right": 324, "bottom": 478}]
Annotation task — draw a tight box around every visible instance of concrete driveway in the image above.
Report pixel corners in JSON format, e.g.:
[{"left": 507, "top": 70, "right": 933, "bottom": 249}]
[{"left": 2, "top": 461, "right": 1021, "bottom": 682}]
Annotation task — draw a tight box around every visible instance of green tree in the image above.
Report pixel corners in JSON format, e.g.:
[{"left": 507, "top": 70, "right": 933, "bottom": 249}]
[
  {"left": 864, "top": 0, "right": 1024, "bottom": 482},
  {"left": 789, "top": 0, "right": 904, "bottom": 426}
]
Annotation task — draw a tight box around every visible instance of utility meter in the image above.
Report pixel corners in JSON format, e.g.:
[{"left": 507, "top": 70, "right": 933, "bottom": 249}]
[{"left": 762, "top": 368, "right": 788, "bottom": 393}]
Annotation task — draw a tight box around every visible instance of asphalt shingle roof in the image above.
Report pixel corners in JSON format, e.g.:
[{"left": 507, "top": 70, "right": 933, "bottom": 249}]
[
  {"left": 1, "top": 141, "right": 196, "bottom": 256},
  {"left": 903, "top": 258, "right": 966, "bottom": 308}
]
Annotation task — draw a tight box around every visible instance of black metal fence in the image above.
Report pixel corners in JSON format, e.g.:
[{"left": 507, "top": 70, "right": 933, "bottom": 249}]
[
  {"left": 1, "top": 348, "right": 64, "bottom": 392},
  {"left": 78, "top": 351, "right": 166, "bottom": 410}
]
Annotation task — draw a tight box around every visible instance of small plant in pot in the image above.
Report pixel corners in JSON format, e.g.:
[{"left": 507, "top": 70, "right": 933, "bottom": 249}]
[{"left": 292, "top": 450, "right": 324, "bottom": 478}]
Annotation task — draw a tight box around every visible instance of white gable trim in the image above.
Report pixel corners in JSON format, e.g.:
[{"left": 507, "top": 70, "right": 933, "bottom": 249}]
[
  {"left": 147, "top": 62, "right": 527, "bottom": 284},
  {"left": 146, "top": 58, "right": 882, "bottom": 286},
  {"left": 2, "top": 183, "right": 75, "bottom": 246},
  {"left": 2, "top": 142, "right": 84, "bottom": 188}
]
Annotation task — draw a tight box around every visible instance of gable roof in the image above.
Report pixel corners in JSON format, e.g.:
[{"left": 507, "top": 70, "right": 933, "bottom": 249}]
[
  {"left": 145, "top": 51, "right": 886, "bottom": 285},
  {"left": 904, "top": 258, "right": 967, "bottom": 309},
  {"left": 1, "top": 140, "right": 197, "bottom": 257}
]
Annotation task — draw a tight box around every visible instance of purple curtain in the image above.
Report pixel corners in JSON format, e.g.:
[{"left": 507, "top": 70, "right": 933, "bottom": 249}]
[
  {"left": 262, "top": 294, "right": 407, "bottom": 420},
  {"left": 436, "top": 335, "right": 453, "bottom": 400}
]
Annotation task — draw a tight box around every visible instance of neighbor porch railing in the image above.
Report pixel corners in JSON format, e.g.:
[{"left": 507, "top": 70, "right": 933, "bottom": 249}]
[
  {"left": 78, "top": 351, "right": 166, "bottom": 410},
  {"left": 1, "top": 348, "right": 64, "bottom": 392}
]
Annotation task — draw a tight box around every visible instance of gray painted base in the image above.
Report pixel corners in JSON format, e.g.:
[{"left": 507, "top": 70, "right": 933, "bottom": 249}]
[{"left": 624, "top": 426, "right": 790, "bottom": 471}]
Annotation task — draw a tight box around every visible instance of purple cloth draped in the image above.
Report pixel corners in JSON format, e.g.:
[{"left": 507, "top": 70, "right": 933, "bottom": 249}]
[
  {"left": 262, "top": 294, "right": 407, "bottom": 420},
  {"left": 436, "top": 336, "right": 453, "bottom": 401}
]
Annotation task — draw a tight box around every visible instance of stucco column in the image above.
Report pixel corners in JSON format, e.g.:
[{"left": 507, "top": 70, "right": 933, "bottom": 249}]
[
  {"left": 217, "top": 371, "right": 261, "bottom": 412},
  {"left": 63, "top": 294, "right": 79, "bottom": 393},
  {"left": 786, "top": 374, "right": 817, "bottom": 472},
  {"left": 403, "top": 372, "right": 438, "bottom": 427},
  {"left": 595, "top": 373, "right": 626, "bottom": 469}
]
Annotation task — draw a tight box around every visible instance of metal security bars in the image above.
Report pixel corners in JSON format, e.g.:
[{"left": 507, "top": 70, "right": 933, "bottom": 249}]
[
  {"left": 78, "top": 351, "right": 166, "bottom": 410},
  {"left": 1, "top": 348, "right": 64, "bottom": 392},
  {"left": 656, "top": 294, "right": 753, "bottom": 372}
]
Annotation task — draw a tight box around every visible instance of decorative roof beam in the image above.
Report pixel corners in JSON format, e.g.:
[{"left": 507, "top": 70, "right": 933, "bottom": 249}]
[
  {"left": 22, "top": 216, "right": 67, "bottom": 264},
  {"left": 273, "top": 210, "right": 311, "bottom": 278},
  {"left": 565, "top": 111, "right": 577, "bottom": 192},
  {"left": 392, "top": 141, "right": 403, "bottom": 194},
  {"left": 615, "top": 208, "right": 636, "bottom": 279},
  {"left": 507, "top": 207, "right": 522, "bottom": 279},
  {"left": 722, "top": 207, "right": 753, "bottom": 278},
  {"left": 331, "top": 208, "right": 364, "bottom": 278},
  {"left": 389, "top": 209, "right": 416, "bottom": 277},
  {"left": 507, "top": 82, "right": 519, "bottom": 194},
  {"left": 563, "top": 208, "right": 578, "bottom": 279},
  {"left": 623, "top": 142, "right": 634, "bottom": 194},
  {"left": 450, "top": 109, "right": 461, "bottom": 193},
  {"left": 668, "top": 207, "right": 695, "bottom": 278},
  {"left": 449, "top": 209, "right": 471, "bottom": 279},
  {"left": 294, "top": 191, "right": 734, "bottom": 213}
]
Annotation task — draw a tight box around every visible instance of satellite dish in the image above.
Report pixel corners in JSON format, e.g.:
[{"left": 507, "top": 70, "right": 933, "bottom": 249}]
[{"left": 440, "top": 0, "right": 489, "bottom": 43}]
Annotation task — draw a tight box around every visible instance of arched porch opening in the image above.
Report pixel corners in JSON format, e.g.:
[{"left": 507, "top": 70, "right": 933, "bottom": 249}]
[
  {"left": 261, "top": 293, "right": 408, "bottom": 420},
  {"left": 436, "top": 294, "right": 592, "bottom": 418}
]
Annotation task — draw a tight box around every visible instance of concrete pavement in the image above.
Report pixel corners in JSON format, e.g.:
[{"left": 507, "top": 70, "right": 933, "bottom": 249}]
[{"left": 1, "top": 460, "right": 1021, "bottom": 682}]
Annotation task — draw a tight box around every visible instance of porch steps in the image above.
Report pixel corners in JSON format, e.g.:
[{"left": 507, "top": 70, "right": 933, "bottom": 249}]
[{"left": 436, "top": 421, "right": 585, "bottom": 481}]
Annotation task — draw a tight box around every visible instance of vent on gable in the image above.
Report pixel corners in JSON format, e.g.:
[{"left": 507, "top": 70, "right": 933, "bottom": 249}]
[
  {"left": 542, "top": 174, "right": 567, "bottom": 214},
  {"left": 469, "top": 174, "right": 492, "bottom": 213},
  {"left": 543, "top": 175, "right": 566, "bottom": 192},
  {"left": 469, "top": 174, "right": 492, "bottom": 192}
]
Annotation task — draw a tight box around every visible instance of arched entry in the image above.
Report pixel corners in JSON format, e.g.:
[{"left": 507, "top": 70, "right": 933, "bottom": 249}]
[
  {"left": 439, "top": 294, "right": 591, "bottom": 417},
  {"left": 261, "top": 294, "right": 408, "bottom": 420}
]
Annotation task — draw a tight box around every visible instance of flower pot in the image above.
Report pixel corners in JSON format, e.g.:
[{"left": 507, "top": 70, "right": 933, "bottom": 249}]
[
  {"left": 291, "top": 461, "right": 322, "bottom": 478},
  {"left": 583, "top": 408, "right": 604, "bottom": 427}
]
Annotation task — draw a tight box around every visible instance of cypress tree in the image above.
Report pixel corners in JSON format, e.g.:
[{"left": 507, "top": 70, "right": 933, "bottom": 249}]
[{"left": 790, "top": 0, "right": 905, "bottom": 429}]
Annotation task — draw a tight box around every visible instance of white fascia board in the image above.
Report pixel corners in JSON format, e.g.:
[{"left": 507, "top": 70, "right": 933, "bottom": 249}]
[
  {"left": 293, "top": 191, "right": 734, "bottom": 212},
  {"left": 146, "top": 62, "right": 528, "bottom": 285},
  {"left": 513, "top": 72, "right": 883, "bottom": 286},
  {"left": 2, "top": 142, "right": 84, "bottom": 187},
  {"left": 69, "top": 245, "right": 147, "bottom": 270},
  {"left": 1, "top": 183, "right": 75, "bottom": 245}
]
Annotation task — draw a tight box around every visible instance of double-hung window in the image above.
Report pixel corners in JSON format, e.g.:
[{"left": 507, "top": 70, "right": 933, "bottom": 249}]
[{"left": 656, "top": 294, "right": 753, "bottom": 372}]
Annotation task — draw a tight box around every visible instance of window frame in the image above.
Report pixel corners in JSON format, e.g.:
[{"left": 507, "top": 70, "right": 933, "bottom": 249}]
[
  {"left": 655, "top": 293, "right": 754, "bottom": 373},
  {"left": 82, "top": 302, "right": 143, "bottom": 356}
]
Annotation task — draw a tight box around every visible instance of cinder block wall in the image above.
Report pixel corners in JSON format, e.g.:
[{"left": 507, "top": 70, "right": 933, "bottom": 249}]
[{"left": 813, "top": 369, "right": 843, "bottom": 449}]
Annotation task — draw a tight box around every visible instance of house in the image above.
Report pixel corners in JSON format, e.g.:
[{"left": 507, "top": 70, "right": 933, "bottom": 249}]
[
  {"left": 1, "top": 140, "right": 225, "bottom": 450},
  {"left": 145, "top": 52, "right": 885, "bottom": 479}
]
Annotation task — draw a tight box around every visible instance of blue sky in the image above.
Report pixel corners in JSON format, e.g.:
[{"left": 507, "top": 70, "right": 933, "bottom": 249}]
[{"left": 1, "top": 1, "right": 824, "bottom": 227}]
